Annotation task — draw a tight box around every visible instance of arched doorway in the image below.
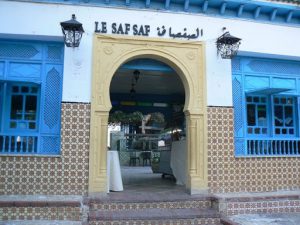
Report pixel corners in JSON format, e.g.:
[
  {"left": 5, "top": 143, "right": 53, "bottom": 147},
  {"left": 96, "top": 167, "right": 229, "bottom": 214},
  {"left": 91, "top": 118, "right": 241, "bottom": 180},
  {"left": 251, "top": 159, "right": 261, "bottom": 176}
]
[
  {"left": 109, "top": 58, "right": 185, "bottom": 191},
  {"left": 88, "top": 34, "right": 207, "bottom": 195}
]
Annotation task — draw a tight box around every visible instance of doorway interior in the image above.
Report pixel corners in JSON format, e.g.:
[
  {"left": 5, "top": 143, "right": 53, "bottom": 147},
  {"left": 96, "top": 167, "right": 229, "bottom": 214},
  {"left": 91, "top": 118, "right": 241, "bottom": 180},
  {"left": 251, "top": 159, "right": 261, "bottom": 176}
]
[{"left": 109, "top": 58, "right": 186, "bottom": 192}]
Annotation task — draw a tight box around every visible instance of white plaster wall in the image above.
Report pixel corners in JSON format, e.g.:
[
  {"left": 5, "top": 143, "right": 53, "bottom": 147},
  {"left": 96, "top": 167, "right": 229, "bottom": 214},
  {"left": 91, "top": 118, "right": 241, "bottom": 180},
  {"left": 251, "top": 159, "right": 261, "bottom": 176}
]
[{"left": 0, "top": 1, "right": 300, "bottom": 106}]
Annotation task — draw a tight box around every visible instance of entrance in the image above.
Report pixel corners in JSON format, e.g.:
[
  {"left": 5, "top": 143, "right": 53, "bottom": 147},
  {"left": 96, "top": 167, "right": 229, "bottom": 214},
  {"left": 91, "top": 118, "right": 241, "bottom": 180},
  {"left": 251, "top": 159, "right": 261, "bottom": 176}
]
[
  {"left": 88, "top": 34, "right": 207, "bottom": 195},
  {"left": 109, "top": 58, "right": 185, "bottom": 191}
]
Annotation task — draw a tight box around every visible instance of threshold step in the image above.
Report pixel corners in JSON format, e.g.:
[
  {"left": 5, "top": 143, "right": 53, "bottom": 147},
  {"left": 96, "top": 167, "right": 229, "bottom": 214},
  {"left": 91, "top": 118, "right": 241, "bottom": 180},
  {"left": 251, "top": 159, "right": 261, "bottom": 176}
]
[
  {"left": 89, "top": 208, "right": 220, "bottom": 221},
  {"left": 0, "top": 221, "right": 82, "bottom": 225}
]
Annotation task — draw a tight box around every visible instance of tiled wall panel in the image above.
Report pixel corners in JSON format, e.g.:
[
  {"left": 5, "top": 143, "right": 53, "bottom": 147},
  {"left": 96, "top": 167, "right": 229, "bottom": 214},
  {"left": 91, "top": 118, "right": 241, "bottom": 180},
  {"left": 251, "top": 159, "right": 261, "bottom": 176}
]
[
  {"left": 0, "top": 103, "right": 90, "bottom": 195},
  {"left": 0, "top": 207, "right": 81, "bottom": 220},
  {"left": 2, "top": 104, "right": 300, "bottom": 195},
  {"left": 207, "top": 107, "right": 300, "bottom": 193}
]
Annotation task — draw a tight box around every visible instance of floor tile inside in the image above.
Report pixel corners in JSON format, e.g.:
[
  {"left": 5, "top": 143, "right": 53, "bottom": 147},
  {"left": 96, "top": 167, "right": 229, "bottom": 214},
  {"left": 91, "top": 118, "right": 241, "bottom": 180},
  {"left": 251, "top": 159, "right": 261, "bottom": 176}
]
[{"left": 106, "top": 166, "right": 193, "bottom": 201}]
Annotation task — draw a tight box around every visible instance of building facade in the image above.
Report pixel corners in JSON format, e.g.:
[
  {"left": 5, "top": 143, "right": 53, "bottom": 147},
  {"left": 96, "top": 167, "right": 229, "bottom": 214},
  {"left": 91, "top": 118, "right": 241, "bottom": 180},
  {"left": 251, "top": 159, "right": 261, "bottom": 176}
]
[{"left": 0, "top": 0, "right": 300, "bottom": 197}]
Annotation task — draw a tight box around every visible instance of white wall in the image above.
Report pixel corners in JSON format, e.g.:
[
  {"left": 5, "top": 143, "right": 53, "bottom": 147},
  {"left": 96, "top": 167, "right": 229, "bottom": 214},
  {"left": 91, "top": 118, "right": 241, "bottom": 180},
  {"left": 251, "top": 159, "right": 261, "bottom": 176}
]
[{"left": 1, "top": 1, "right": 300, "bottom": 106}]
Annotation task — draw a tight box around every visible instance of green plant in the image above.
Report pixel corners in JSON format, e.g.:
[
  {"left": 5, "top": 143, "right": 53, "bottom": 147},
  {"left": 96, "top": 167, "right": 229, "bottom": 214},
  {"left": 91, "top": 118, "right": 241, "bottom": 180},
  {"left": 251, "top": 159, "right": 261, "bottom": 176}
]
[
  {"left": 149, "top": 112, "right": 165, "bottom": 126},
  {"left": 129, "top": 111, "right": 143, "bottom": 124},
  {"left": 108, "top": 110, "right": 126, "bottom": 125},
  {"left": 109, "top": 110, "right": 143, "bottom": 125}
]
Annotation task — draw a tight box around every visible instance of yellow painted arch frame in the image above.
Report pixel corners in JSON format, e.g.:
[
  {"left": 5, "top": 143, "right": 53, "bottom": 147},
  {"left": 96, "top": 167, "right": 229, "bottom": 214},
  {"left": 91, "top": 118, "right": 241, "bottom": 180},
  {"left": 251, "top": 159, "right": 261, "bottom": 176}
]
[{"left": 89, "top": 34, "right": 208, "bottom": 195}]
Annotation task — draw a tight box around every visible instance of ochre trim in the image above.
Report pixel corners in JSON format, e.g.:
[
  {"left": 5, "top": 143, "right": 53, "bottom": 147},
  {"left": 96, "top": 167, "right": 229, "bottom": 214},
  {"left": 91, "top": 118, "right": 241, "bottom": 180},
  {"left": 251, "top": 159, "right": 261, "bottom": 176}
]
[{"left": 89, "top": 34, "right": 207, "bottom": 194}]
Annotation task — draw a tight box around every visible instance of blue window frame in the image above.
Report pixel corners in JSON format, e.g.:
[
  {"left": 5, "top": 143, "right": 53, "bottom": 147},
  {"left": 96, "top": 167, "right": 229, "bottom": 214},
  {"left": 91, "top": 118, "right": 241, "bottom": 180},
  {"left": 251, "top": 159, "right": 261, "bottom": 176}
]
[
  {"left": 6, "top": 83, "right": 40, "bottom": 132},
  {"left": 273, "top": 96, "right": 296, "bottom": 136},
  {"left": 0, "top": 40, "right": 64, "bottom": 155},
  {"left": 232, "top": 57, "right": 300, "bottom": 156},
  {"left": 246, "top": 95, "right": 268, "bottom": 136}
]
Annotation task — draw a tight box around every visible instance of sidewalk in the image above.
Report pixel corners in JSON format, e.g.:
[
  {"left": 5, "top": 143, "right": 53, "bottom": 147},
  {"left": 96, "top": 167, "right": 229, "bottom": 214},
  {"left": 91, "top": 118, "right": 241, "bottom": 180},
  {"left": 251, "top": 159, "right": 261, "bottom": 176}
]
[{"left": 224, "top": 213, "right": 300, "bottom": 225}]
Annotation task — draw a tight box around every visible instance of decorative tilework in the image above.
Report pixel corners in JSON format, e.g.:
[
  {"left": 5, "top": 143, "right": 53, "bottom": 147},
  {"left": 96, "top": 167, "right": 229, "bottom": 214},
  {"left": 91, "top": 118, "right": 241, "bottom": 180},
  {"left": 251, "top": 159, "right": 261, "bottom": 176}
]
[
  {"left": 89, "top": 218, "right": 220, "bottom": 225},
  {"left": 207, "top": 106, "right": 300, "bottom": 193},
  {"left": 2, "top": 104, "right": 300, "bottom": 196},
  {"left": 0, "top": 103, "right": 90, "bottom": 195},
  {"left": 90, "top": 200, "right": 212, "bottom": 211},
  {"left": 223, "top": 199, "right": 300, "bottom": 216},
  {"left": 0, "top": 206, "right": 81, "bottom": 221}
]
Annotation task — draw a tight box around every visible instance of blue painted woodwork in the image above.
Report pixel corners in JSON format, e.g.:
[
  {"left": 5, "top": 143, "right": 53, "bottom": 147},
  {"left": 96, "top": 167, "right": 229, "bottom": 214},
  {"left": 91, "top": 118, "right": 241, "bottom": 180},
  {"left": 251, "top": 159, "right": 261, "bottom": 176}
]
[
  {"left": 232, "top": 75, "right": 244, "bottom": 138},
  {"left": 184, "top": 0, "right": 190, "bottom": 11},
  {"left": 165, "top": 0, "right": 170, "bottom": 9},
  {"left": 247, "top": 88, "right": 291, "bottom": 95},
  {"left": 0, "top": 85, "right": 2, "bottom": 134},
  {"left": 0, "top": 42, "right": 42, "bottom": 60},
  {"left": 145, "top": 0, "right": 150, "bottom": 8},
  {"left": 0, "top": 40, "right": 64, "bottom": 155},
  {"left": 19, "top": 0, "right": 300, "bottom": 26},
  {"left": 237, "top": 4, "right": 244, "bottom": 17},
  {"left": 9, "top": 63, "right": 42, "bottom": 80},
  {"left": 5, "top": 83, "right": 40, "bottom": 132},
  {"left": 232, "top": 56, "right": 300, "bottom": 157},
  {"left": 0, "top": 62, "right": 4, "bottom": 78},
  {"left": 120, "top": 58, "right": 174, "bottom": 72},
  {"left": 244, "top": 76, "right": 269, "bottom": 90},
  {"left": 246, "top": 96, "right": 268, "bottom": 136},
  {"left": 202, "top": 0, "right": 208, "bottom": 12},
  {"left": 286, "top": 10, "right": 294, "bottom": 22},
  {"left": 254, "top": 6, "right": 261, "bottom": 19},
  {"left": 220, "top": 2, "right": 227, "bottom": 15},
  {"left": 271, "top": 8, "right": 278, "bottom": 21},
  {"left": 39, "top": 65, "right": 63, "bottom": 154}
]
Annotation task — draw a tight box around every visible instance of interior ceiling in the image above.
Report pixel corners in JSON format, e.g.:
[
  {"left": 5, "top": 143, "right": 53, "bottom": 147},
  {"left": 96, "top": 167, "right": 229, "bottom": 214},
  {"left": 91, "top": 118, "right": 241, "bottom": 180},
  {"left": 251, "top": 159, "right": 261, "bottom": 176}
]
[{"left": 110, "top": 59, "right": 185, "bottom": 95}]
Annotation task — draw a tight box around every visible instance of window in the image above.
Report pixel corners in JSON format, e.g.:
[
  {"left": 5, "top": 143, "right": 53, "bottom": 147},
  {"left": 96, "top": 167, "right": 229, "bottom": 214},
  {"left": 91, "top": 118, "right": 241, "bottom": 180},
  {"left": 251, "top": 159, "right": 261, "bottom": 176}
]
[
  {"left": 273, "top": 96, "right": 295, "bottom": 136},
  {"left": 246, "top": 96, "right": 268, "bottom": 135},
  {"left": 232, "top": 57, "right": 300, "bottom": 156},
  {"left": 7, "top": 84, "right": 40, "bottom": 131},
  {"left": 0, "top": 40, "right": 63, "bottom": 155},
  {"left": 0, "top": 83, "right": 40, "bottom": 154}
]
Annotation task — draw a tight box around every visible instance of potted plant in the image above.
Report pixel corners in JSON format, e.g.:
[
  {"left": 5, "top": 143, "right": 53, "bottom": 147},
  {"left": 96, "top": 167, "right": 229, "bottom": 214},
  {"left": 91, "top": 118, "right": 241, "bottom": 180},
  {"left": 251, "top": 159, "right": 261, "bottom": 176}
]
[
  {"left": 108, "top": 110, "right": 143, "bottom": 126},
  {"left": 148, "top": 112, "right": 165, "bottom": 128}
]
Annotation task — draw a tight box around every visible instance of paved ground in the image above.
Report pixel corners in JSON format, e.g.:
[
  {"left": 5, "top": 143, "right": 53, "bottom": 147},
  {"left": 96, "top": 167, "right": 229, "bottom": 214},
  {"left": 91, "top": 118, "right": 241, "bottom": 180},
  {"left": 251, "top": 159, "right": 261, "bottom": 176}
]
[
  {"left": 227, "top": 213, "right": 300, "bottom": 225},
  {"left": 0, "top": 221, "right": 82, "bottom": 225},
  {"left": 104, "top": 166, "right": 200, "bottom": 201}
]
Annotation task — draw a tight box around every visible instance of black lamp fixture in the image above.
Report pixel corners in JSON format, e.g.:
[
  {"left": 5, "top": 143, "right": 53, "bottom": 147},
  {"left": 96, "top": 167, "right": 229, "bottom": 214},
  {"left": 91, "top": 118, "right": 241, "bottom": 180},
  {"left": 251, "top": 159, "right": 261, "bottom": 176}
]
[
  {"left": 216, "top": 28, "right": 241, "bottom": 59},
  {"left": 133, "top": 70, "right": 140, "bottom": 82},
  {"left": 130, "top": 84, "right": 136, "bottom": 95},
  {"left": 129, "top": 70, "right": 141, "bottom": 97},
  {"left": 60, "top": 14, "right": 84, "bottom": 47}
]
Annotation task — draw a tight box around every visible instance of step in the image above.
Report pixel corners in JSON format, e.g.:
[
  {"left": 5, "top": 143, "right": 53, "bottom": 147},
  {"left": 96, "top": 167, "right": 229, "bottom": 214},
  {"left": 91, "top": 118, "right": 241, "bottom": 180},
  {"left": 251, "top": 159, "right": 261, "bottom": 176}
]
[
  {"left": 214, "top": 190, "right": 300, "bottom": 216},
  {"left": 89, "top": 207, "right": 220, "bottom": 220},
  {"left": 0, "top": 221, "right": 82, "bottom": 225},
  {"left": 88, "top": 208, "right": 221, "bottom": 225},
  {"left": 86, "top": 195, "right": 216, "bottom": 211},
  {"left": 88, "top": 217, "right": 221, "bottom": 225},
  {"left": 0, "top": 196, "right": 83, "bottom": 221},
  {"left": 87, "top": 194, "right": 220, "bottom": 224},
  {"left": 220, "top": 213, "right": 300, "bottom": 225}
]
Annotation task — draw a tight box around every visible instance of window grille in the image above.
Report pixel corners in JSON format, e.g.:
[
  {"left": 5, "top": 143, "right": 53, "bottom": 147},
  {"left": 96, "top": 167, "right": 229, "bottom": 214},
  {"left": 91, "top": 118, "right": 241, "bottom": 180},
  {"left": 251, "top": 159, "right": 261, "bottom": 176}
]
[
  {"left": 0, "top": 40, "right": 63, "bottom": 156},
  {"left": 0, "top": 43, "right": 39, "bottom": 59},
  {"left": 44, "top": 68, "right": 61, "bottom": 129},
  {"left": 0, "top": 135, "right": 38, "bottom": 154},
  {"left": 232, "top": 57, "right": 300, "bottom": 157},
  {"left": 47, "top": 46, "right": 62, "bottom": 60}
]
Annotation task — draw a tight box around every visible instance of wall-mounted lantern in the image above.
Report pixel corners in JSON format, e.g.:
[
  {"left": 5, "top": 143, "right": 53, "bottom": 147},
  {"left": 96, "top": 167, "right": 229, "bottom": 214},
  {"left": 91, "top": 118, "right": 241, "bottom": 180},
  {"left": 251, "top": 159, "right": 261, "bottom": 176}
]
[
  {"left": 60, "top": 14, "right": 84, "bottom": 47},
  {"left": 216, "top": 29, "right": 241, "bottom": 59}
]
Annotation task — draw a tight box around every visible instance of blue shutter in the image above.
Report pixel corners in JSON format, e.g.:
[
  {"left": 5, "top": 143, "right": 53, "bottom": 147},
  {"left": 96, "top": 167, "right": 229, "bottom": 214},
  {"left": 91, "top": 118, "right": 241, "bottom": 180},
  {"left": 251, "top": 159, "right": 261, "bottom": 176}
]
[
  {"left": 298, "top": 97, "right": 300, "bottom": 137},
  {"left": 0, "top": 82, "right": 3, "bottom": 131},
  {"left": 39, "top": 65, "right": 63, "bottom": 154},
  {"left": 232, "top": 74, "right": 246, "bottom": 156}
]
